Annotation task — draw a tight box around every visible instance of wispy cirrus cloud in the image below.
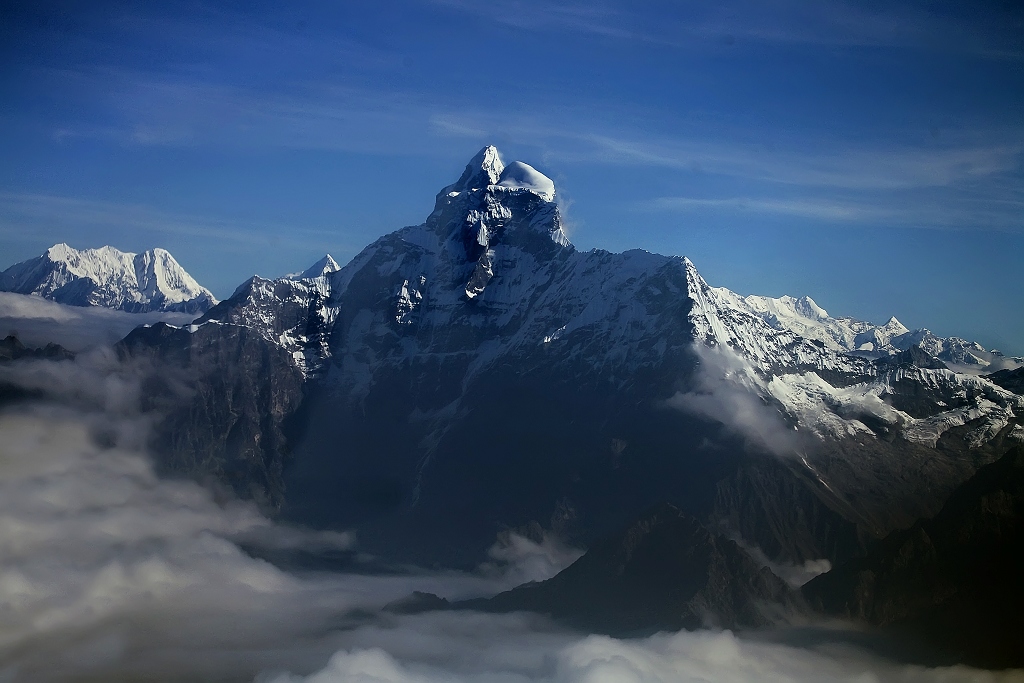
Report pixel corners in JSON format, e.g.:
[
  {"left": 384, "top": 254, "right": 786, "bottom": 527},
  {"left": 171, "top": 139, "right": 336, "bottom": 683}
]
[
  {"left": 427, "top": 108, "right": 1024, "bottom": 195},
  {"left": 39, "top": 53, "right": 1024, "bottom": 193},
  {"left": 40, "top": 65, "right": 1024, "bottom": 235},
  {"left": 571, "top": 131, "right": 1024, "bottom": 190},
  {"left": 645, "top": 196, "right": 885, "bottom": 222},
  {"left": 429, "top": 0, "right": 640, "bottom": 40},
  {"left": 429, "top": 0, "right": 1024, "bottom": 57},
  {"left": 640, "top": 193, "right": 1024, "bottom": 232},
  {"left": 0, "top": 191, "right": 341, "bottom": 250},
  {"left": 16, "top": 0, "right": 1023, "bottom": 246},
  {"left": 43, "top": 67, "right": 448, "bottom": 154}
]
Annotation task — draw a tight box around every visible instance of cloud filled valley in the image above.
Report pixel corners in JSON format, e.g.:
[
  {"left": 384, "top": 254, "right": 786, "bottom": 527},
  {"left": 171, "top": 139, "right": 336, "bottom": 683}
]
[{"left": 0, "top": 352, "right": 509, "bottom": 680}]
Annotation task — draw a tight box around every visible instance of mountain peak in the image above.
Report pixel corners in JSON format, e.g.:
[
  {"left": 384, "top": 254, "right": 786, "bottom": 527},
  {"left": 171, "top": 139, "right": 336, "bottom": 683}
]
[
  {"left": 882, "top": 316, "right": 909, "bottom": 335},
  {"left": 448, "top": 145, "right": 505, "bottom": 193},
  {"left": 794, "top": 295, "right": 829, "bottom": 320},
  {"left": 682, "top": 256, "right": 704, "bottom": 279},
  {"left": 291, "top": 254, "right": 341, "bottom": 280},
  {"left": 0, "top": 243, "right": 216, "bottom": 313},
  {"left": 46, "top": 242, "right": 75, "bottom": 260}
]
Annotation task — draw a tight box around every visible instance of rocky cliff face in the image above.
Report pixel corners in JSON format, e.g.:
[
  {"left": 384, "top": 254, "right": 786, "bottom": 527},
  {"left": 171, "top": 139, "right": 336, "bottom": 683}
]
[
  {"left": 116, "top": 146, "right": 1024, "bottom": 570},
  {"left": 803, "top": 446, "right": 1024, "bottom": 668},
  {"left": 986, "top": 366, "right": 1024, "bottom": 396},
  {"left": 119, "top": 322, "right": 304, "bottom": 510}
]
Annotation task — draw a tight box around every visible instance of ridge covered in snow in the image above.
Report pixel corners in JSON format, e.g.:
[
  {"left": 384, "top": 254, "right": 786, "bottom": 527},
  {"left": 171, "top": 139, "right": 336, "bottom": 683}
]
[
  {"left": 496, "top": 160, "right": 556, "bottom": 201},
  {"left": 711, "top": 287, "right": 1017, "bottom": 371},
  {"left": 682, "top": 259, "right": 1023, "bottom": 447},
  {"left": 0, "top": 244, "right": 217, "bottom": 314}
]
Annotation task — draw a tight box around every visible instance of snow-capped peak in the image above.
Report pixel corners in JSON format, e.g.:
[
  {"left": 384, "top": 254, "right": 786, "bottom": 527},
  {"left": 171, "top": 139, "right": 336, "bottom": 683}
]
[
  {"left": 880, "top": 316, "right": 909, "bottom": 336},
  {"left": 289, "top": 254, "right": 341, "bottom": 280},
  {"left": 46, "top": 243, "right": 81, "bottom": 261},
  {"left": 0, "top": 243, "right": 217, "bottom": 314},
  {"left": 496, "top": 161, "right": 555, "bottom": 201}
]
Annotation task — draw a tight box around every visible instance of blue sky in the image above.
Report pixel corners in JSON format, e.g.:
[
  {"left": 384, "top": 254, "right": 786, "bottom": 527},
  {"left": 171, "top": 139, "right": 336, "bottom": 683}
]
[{"left": 2, "top": 0, "right": 1023, "bottom": 353}]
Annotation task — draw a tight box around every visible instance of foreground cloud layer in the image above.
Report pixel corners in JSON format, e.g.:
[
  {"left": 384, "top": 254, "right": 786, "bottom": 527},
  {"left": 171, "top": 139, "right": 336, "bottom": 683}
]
[
  {"left": 1, "top": 351, "right": 1022, "bottom": 682},
  {"left": 0, "top": 291, "right": 196, "bottom": 352},
  {"left": 268, "top": 615, "right": 1024, "bottom": 683},
  {"left": 0, "top": 353, "right": 505, "bottom": 681}
]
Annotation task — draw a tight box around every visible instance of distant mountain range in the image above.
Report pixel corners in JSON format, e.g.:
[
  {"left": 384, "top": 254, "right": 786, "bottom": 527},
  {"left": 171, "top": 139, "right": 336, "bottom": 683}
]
[{"left": 0, "top": 243, "right": 217, "bottom": 313}]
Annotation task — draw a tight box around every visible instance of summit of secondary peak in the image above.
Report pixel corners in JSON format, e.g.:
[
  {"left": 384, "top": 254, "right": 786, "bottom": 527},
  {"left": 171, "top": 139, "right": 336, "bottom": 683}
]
[
  {"left": 290, "top": 254, "right": 341, "bottom": 280},
  {"left": 496, "top": 161, "right": 555, "bottom": 201}
]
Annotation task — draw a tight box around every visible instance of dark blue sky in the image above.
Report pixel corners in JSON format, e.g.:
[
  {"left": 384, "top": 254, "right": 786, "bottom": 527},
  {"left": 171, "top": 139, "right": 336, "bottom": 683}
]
[{"left": 2, "top": 1, "right": 1023, "bottom": 353}]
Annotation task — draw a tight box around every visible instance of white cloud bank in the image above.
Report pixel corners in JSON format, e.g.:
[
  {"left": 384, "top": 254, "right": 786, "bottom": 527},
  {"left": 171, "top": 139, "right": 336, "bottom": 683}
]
[
  {"left": 267, "top": 619, "right": 1024, "bottom": 683},
  {"left": 665, "top": 344, "right": 807, "bottom": 458},
  {"left": 480, "top": 529, "right": 586, "bottom": 587},
  {"left": 0, "top": 353, "right": 510, "bottom": 681},
  {"left": 0, "top": 291, "right": 195, "bottom": 352}
]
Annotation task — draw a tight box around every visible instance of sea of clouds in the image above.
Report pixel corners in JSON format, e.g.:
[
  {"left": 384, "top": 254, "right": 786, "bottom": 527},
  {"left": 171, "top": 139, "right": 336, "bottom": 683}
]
[
  {"left": 1, "top": 344, "right": 1022, "bottom": 682},
  {"left": 0, "top": 291, "right": 197, "bottom": 352}
]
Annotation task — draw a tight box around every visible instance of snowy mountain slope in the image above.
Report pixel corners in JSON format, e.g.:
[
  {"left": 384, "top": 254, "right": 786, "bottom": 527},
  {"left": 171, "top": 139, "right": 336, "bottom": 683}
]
[
  {"left": 0, "top": 244, "right": 217, "bottom": 313},
  {"left": 678, "top": 273, "right": 1023, "bottom": 446},
  {"left": 184, "top": 147, "right": 1015, "bottom": 406},
  {"left": 121, "top": 146, "right": 1024, "bottom": 567},
  {"left": 220, "top": 208, "right": 1018, "bottom": 458},
  {"left": 712, "top": 288, "right": 908, "bottom": 354},
  {"left": 197, "top": 265, "right": 338, "bottom": 376},
  {"left": 714, "top": 287, "right": 1021, "bottom": 371}
]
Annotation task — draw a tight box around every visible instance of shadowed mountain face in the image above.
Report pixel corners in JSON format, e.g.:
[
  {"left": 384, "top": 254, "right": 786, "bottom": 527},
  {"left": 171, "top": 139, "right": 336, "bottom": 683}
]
[
  {"left": 986, "top": 366, "right": 1024, "bottom": 395},
  {"left": 0, "top": 335, "right": 73, "bottom": 363},
  {"left": 119, "top": 322, "right": 305, "bottom": 511},
  {"left": 116, "top": 146, "right": 1024, "bottom": 570},
  {"left": 460, "top": 503, "right": 795, "bottom": 635},
  {"left": 803, "top": 446, "right": 1024, "bottom": 668}
]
